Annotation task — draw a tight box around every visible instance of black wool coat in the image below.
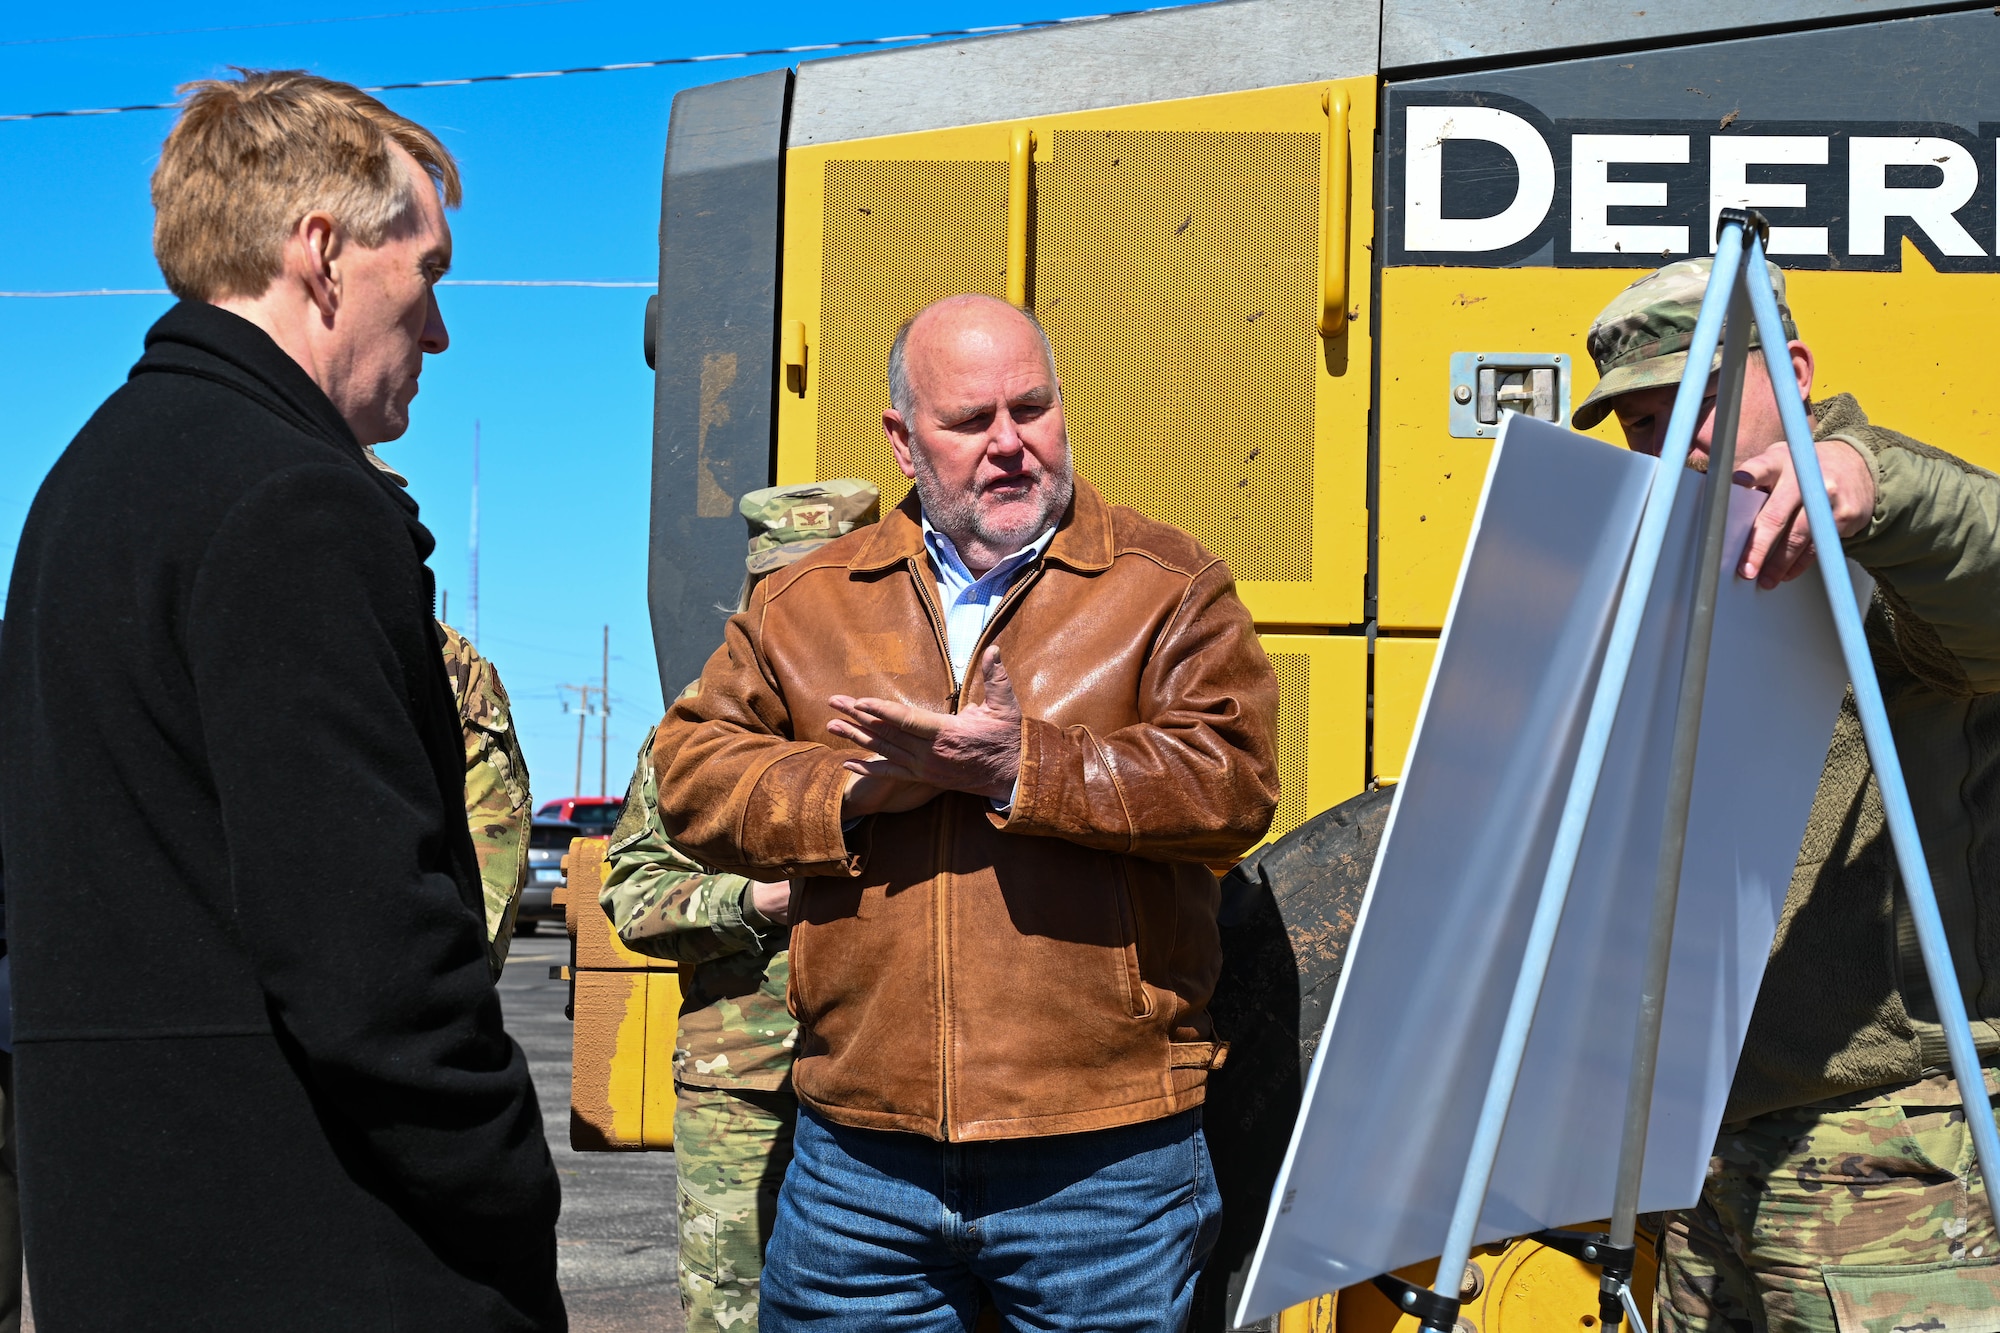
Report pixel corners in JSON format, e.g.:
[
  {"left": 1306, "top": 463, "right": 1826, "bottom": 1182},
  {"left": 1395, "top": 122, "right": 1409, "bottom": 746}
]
[{"left": 0, "top": 302, "right": 564, "bottom": 1331}]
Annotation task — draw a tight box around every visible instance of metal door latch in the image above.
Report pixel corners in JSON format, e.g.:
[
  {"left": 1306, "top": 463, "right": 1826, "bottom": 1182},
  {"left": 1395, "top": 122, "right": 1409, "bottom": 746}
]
[{"left": 1449, "top": 353, "right": 1571, "bottom": 438}]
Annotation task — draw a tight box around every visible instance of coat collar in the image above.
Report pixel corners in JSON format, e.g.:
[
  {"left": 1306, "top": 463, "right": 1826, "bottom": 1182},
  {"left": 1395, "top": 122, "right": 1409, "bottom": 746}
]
[
  {"left": 132, "top": 301, "right": 418, "bottom": 517},
  {"left": 847, "top": 475, "right": 1116, "bottom": 575}
]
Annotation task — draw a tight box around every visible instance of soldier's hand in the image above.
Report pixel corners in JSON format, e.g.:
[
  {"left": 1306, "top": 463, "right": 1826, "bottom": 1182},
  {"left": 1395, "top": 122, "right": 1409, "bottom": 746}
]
[
  {"left": 828, "top": 647, "right": 1023, "bottom": 803},
  {"left": 1733, "top": 438, "right": 1876, "bottom": 588},
  {"left": 748, "top": 878, "right": 793, "bottom": 926}
]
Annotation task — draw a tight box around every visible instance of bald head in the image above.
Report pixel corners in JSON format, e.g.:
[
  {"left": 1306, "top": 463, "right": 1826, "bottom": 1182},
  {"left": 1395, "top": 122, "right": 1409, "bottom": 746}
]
[
  {"left": 888, "top": 295, "right": 1057, "bottom": 422},
  {"left": 882, "top": 294, "right": 1073, "bottom": 575}
]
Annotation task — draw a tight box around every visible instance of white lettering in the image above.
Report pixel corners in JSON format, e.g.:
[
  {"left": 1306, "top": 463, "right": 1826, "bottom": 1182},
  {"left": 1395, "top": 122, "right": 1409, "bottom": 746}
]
[
  {"left": 1848, "top": 137, "right": 1983, "bottom": 257},
  {"left": 1571, "top": 134, "right": 1689, "bottom": 255},
  {"left": 1708, "top": 136, "right": 1829, "bottom": 256},
  {"left": 1404, "top": 106, "right": 1556, "bottom": 252}
]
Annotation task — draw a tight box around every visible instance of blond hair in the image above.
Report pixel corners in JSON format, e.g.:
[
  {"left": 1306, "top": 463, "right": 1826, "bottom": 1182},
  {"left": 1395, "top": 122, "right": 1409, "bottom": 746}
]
[{"left": 151, "top": 69, "right": 461, "bottom": 302}]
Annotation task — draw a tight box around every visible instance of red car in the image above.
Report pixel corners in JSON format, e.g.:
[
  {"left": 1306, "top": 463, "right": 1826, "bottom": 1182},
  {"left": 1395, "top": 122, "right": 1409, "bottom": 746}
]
[{"left": 534, "top": 797, "right": 623, "bottom": 840}]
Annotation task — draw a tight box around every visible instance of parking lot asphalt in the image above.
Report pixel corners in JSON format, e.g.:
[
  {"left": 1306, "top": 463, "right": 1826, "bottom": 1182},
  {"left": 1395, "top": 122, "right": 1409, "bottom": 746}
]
[{"left": 502, "top": 929, "right": 685, "bottom": 1333}]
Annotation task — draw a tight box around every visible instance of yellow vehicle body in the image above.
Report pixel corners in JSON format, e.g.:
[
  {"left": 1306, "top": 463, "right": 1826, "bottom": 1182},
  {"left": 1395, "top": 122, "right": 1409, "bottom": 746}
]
[
  {"left": 775, "top": 78, "right": 1379, "bottom": 822},
  {"left": 559, "top": 837, "right": 682, "bottom": 1151},
  {"left": 600, "top": 2, "right": 2000, "bottom": 1325}
]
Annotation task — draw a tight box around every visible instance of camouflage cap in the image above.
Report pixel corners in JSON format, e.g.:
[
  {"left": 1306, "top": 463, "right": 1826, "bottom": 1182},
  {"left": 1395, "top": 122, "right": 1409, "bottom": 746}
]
[
  {"left": 740, "top": 479, "right": 880, "bottom": 575},
  {"left": 1571, "top": 257, "right": 1800, "bottom": 430}
]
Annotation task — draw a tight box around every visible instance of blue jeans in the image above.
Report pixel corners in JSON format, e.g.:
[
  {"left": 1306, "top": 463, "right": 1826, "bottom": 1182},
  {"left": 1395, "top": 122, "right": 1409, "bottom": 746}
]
[{"left": 760, "top": 1105, "right": 1221, "bottom": 1332}]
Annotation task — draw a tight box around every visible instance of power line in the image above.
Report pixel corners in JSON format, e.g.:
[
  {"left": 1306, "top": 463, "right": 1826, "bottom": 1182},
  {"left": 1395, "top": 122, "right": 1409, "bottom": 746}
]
[
  {"left": 0, "top": 281, "right": 653, "bottom": 297},
  {"left": 2, "top": 1, "right": 586, "bottom": 48},
  {"left": 0, "top": 8, "right": 1178, "bottom": 121},
  {"left": 438, "top": 278, "right": 652, "bottom": 287},
  {"left": 0, "top": 289, "right": 170, "bottom": 298}
]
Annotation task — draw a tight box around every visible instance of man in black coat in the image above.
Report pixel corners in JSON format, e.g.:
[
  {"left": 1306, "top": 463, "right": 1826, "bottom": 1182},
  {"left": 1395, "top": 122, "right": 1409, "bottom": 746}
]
[{"left": 0, "top": 72, "right": 563, "bottom": 1330}]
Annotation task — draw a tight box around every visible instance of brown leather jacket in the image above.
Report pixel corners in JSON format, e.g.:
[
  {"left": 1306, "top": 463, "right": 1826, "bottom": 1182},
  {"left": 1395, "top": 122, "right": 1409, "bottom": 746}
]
[{"left": 653, "top": 479, "right": 1279, "bottom": 1141}]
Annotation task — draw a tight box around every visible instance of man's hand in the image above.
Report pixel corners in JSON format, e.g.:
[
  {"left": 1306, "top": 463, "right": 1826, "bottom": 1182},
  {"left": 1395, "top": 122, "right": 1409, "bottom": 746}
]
[
  {"left": 748, "top": 878, "right": 792, "bottom": 926},
  {"left": 838, "top": 772, "right": 942, "bottom": 820},
  {"left": 1733, "top": 438, "right": 1876, "bottom": 588},
  {"left": 829, "top": 647, "right": 1024, "bottom": 807}
]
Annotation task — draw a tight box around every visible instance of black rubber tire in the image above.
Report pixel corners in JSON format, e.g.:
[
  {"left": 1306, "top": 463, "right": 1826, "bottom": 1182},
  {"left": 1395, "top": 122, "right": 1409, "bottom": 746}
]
[{"left": 1190, "top": 785, "right": 1395, "bottom": 1332}]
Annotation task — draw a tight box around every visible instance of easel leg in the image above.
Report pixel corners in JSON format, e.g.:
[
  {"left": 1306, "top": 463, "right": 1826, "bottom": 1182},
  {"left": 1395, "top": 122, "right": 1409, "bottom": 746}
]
[
  {"left": 1597, "top": 213, "right": 1760, "bottom": 1328},
  {"left": 1419, "top": 226, "right": 1757, "bottom": 1325}
]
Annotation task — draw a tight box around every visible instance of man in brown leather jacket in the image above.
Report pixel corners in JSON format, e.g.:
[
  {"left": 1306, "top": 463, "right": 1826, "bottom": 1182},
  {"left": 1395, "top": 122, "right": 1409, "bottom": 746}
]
[{"left": 652, "top": 293, "right": 1280, "bottom": 1332}]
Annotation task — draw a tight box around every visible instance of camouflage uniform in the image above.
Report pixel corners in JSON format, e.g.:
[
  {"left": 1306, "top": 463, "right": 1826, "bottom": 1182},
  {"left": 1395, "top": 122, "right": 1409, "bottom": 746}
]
[
  {"left": 439, "top": 622, "right": 532, "bottom": 977},
  {"left": 1663, "top": 1071, "right": 2000, "bottom": 1333},
  {"left": 599, "top": 479, "right": 878, "bottom": 1333},
  {"left": 1579, "top": 261, "right": 2000, "bottom": 1333}
]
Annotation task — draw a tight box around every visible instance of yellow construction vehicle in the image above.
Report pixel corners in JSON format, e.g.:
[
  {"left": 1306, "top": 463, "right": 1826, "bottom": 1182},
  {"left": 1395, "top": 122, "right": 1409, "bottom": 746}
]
[{"left": 572, "top": 1, "right": 2000, "bottom": 1325}]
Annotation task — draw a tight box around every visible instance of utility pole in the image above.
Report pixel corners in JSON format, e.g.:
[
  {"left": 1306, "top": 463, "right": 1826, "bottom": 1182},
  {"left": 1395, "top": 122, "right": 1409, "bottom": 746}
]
[
  {"left": 560, "top": 683, "right": 604, "bottom": 797},
  {"left": 468, "top": 420, "right": 481, "bottom": 647},
  {"left": 440, "top": 589, "right": 448, "bottom": 624},
  {"left": 600, "top": 624, "right": 611, "bottom": 797}
]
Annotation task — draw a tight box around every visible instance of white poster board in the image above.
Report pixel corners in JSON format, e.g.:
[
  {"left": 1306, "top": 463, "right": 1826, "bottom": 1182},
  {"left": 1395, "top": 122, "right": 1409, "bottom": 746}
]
[{"left": 1238, "top": 414, "right": 1864, "bottom": 1322}]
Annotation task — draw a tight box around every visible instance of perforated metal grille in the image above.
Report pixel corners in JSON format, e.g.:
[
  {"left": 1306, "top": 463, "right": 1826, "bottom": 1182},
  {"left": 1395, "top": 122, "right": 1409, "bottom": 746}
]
[
  {"left": 816, "top": 159, "right": 1009, "bottom": 503},
  {"left": 1035, "top": 130, "right": 1319, "bottom": 582},
  {"left": 1267, "top": 650, "right": 1310, "bottom": 840}
]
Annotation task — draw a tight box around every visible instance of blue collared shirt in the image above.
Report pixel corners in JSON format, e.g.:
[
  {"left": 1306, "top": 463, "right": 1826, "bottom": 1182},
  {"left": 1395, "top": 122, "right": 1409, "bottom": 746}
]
[{"left": 921, "top": 515, "right": 1056, "bottom": 689}]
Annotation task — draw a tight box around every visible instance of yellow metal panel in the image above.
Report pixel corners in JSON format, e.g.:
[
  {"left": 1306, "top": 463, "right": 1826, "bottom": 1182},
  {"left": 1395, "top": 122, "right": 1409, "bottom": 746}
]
[
  {"left": 1377, "top": 241, "right": 2000, "bottom": 629},
  {"left": 1278, "top": 1293, "right": 1337, "bottom": 1333},
  {"left": 778, "top": 79, "right": 1376, "bottom": 628},
  {"left": 1480, "top": 1230, "right": 1656, "bottom": 1333},
  {"left": 805, "top": 156, "right": 1011, "bottom": 489},
  {"left": 641, "top": 971, "right": 682, "bottom": 1149},
  {"left": 1332, "top": 1231, "right": 1658, "bottom": 1332},
  {"left": 1371, "top": 638, "right": 1438, "bottom": 786},
  {"left": 570, "top": 969, "right": 651, "bottom": 1150},
  {"left": 1375, "top": 266, "right": 1623, "bottom": 630},
  {"left": 1259, "top": 632, "right": 1366, "bottom": 843},
  {"left": 564, "top": 835, "right": 683, "bottom": 1151},
  {"left": 1786, "top": 249, "right": 2000, "bottom": 474}
]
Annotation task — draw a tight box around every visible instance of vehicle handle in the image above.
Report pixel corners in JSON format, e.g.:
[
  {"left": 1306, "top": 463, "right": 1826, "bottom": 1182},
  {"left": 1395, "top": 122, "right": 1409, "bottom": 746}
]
[
  {"left": 1320, "top": 88, "right": 1350, "bottom": 338},
  {"left": 1008, "top": 125, "right": 1036, "bottom": 308}
]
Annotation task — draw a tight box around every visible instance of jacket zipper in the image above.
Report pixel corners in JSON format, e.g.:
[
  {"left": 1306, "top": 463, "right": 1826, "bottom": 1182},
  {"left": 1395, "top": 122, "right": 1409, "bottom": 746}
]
[
  {"left": 908, "top": 558, "right": 957, "bottom": 699},
  {"left": 907, "top": 556, "right": 1047, "bottom": 1136},
  {"left": 905, "top": 559, "right": 959, "bottom": 1135}
]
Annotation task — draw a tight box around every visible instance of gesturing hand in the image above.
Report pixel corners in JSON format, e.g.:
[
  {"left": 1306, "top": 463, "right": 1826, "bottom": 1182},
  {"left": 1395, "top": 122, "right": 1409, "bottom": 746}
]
[
  {"left": 829, "top": 647, "right": 1024, "bottom": 810},
  {"left": 1733, "top": 438, "right": 1876, "bottom": 589}
]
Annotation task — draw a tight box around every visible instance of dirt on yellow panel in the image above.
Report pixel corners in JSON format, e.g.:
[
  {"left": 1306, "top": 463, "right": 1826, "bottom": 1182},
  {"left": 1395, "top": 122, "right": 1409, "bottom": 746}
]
[{"left": 563, "top": 837, "right": 682, "bottom": 1150}]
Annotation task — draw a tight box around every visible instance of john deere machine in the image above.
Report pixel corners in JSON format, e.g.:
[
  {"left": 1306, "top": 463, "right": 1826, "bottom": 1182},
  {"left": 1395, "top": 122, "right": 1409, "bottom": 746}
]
[{"left": 561, "top": 1, "right": 2000, "bottom": 1326}]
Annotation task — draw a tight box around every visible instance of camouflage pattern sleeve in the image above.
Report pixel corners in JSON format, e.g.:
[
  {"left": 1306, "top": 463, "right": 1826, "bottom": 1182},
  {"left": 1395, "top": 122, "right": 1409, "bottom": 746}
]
[
  {"left": 600, "top": 725, "right": 779, "bottom": 966},
  {"left": 440, "top": 622, "right": 532, "bottom": 976}
]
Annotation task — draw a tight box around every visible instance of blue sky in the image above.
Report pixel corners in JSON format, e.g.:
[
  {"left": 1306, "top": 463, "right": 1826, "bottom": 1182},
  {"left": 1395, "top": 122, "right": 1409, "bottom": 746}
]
[{"left": 0, "top": 0, "right": 1080, "bottom": 799}]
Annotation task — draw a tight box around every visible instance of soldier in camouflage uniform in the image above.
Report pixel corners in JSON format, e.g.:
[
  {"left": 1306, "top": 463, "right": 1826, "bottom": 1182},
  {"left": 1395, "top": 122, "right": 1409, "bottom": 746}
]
[
  {"left": 599, "top": 479, "right": 879, "bottom": 1333},
  {"left": 439, "top": 621, "right": 533, "bottom": 977},
  {"left": 1575, "top": 259, "right": 2000, "bottom": 1332}
]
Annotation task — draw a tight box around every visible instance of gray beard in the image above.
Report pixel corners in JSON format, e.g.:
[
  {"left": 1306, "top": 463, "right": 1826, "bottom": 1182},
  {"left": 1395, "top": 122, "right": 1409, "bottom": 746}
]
[{"left": 910, "top": 442, "right": 1074, "bottom": 561}]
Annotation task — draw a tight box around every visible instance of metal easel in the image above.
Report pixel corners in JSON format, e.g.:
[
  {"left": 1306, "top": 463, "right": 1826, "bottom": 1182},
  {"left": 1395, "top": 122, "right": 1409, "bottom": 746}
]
[{"left": 1371, "top": 209, "right": 2000, "bottom": 1333}]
